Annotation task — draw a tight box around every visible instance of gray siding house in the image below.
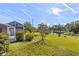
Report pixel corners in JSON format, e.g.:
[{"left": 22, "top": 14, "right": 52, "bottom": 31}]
[
  {"left": 0, "top": 21, "right": 24, "bottom": 42},
  {"left": 8, "top": 21, "right": 24, "bottom": 32},
  {"left": 0, "top": 23, "right": 16, "bottom": 42}
]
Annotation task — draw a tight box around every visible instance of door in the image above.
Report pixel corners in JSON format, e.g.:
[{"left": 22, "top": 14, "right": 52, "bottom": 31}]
[{"left": 8, "top": 27, "right": 16, "bottom": 42}]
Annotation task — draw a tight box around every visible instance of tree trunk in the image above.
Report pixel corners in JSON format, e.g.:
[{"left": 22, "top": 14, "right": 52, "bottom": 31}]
[{"left": 41, "top": 33, "right": 45, "bottom": 41}]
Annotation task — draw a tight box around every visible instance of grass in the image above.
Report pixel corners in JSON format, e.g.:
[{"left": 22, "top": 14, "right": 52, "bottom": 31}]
[{"left": 5, "top": 34, "right": 79, "bottom": 56}]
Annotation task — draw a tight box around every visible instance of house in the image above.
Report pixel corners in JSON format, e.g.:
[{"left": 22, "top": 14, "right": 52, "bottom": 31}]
[
  {"left": 8, "top": 21, "right": 24, "bottom": 32},
  {"left": 0, "top": 23, "right": 16, "bottom": 42},
  {"left": 0, "top": 21, "right": 24, "bottom": 42}
]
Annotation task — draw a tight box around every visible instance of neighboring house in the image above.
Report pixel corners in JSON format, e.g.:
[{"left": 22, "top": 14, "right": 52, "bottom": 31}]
[
  {"left": 8, "top": 21, "right": 24, "bottom": 32},
  {"left": 0, "top": 23, "right": 16, "bottom": 42},
  {"left": 0, "top": 21, "right": 24, "bottom": 42}
]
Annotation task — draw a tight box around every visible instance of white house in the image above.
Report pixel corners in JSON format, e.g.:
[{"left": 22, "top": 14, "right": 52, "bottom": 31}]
[
  {"left": 0, "top": 21, "right": 24, "bottom": 42},
  {"left": 0, "top": 23, "right": 16, "bottom": 42},
  {"left": 8, "top": 21, "right": 24, "bottom": 32}
]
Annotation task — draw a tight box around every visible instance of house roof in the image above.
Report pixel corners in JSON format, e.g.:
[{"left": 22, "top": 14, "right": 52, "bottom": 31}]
[
  {"left": 0, "top": 23, "right": 7, "bottom": 27},
  {"left": 8, "top": 21, "right": 23, "bottom": 28},
  {"left": 0, "top": 23, "right": 15, "bottom": 28}
]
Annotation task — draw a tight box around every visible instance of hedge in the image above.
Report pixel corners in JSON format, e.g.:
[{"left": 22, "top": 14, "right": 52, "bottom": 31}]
[
  {"left": 16, "top": 32, "right": 24, "bottom": 41},
  {"left": 25, "top": 33, "right": 33, "bottom": 41},
  {"left": 0, "top": 32, "right": 9, "bottom": 55}
]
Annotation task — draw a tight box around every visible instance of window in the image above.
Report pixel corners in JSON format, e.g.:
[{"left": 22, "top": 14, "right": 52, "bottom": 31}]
[
  {"left": 9, "top": 28, "right": 15, "bottom": 36},
  {"left": 0, "top": 28, "right": 2, "bottom": 33}
]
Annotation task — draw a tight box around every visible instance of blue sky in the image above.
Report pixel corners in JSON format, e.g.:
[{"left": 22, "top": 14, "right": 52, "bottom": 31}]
[{"left": 0, "top": 3, "right": 79, "bottom": 27}]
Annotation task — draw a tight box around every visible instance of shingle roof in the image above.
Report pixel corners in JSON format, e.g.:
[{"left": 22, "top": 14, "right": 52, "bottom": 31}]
[{"left": 8, "top": 21, "right": 23, "bottom": 28}]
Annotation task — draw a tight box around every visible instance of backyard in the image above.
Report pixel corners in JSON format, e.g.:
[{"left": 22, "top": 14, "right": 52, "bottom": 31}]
[
  {"left": 5, "top": 34, "right": 79, "bottom": 56},
  {"left": 0, "top": 3, "right": 79, "bottom": 56}
]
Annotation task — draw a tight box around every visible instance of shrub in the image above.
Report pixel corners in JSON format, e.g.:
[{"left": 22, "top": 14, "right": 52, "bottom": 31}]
[
  {"left": 1, "top": 32, "right": 10, "bottom": 45},
  {"left": 0, "top": 32, "right": 9, "bottom": 55},
  {"left": 64, "top": 32, "right": 75, "bottom": 36},
  {"left": 0, "top": 44, "right": 4, "bottom": 55},
  {"left": 0, "top": 34, "right": 4, "bottom": 45},
  {"left": 25, "top": 33, "right": 33, "bottom": 41},
  {"left": 1, "top": 33, "right": 9, "bottom": 40},
  {"left": 16, "top": 32, "right": 24, "bottom": 41},
  {"left": 33, "top": 32, "right": 41, "bottom": 36}
]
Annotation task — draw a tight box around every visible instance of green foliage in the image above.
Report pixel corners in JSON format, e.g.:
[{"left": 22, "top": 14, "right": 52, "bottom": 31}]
[
  {"left": 0, "top": 44, "right": 4, "bottom": 55},
  {"left": 5, "top": 34, "right": 79, "bottom": 56},
  {"left": 16, "top": 32, "right": 24, "bottom": 41},
  {"left": 38, "top": 23, "right": 49, "bottom": 34},
  {"left": 0, "top": 32, "right": 9, "bottom": 55},
  {"left": 1, "top": 33, "right": 9, "bottom": 41},
  {"left": 24, "top": 22, "right": 36, "bottom": 32},
  {"left": 25, "top": 33, "right": 33, "bottom": 41},
  {"left": 0, "top": 32, "right": 10, "bottom": 45},
  {"left": 49, "top": 24, "right": 65, "bottom": 37},
  {"left": 38, "top": 23, "right": 49, "bottom": 40},
  {"left": 0, "top": 44, "right": 4, "bottom": 51},
  {"left": 65, "top": 21, "right": 79, "bottom": 33},
  {"left": 33, "top": 32, "right": 41, "bottom": 36}
]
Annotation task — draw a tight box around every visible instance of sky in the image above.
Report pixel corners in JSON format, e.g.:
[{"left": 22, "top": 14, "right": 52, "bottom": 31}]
[{"left": 0, "top": 3, "right": 79, "bottom": 27}]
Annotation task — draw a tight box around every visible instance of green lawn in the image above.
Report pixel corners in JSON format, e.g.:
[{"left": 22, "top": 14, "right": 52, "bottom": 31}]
[{"left": 5, "top": 34, "right": 79, "bottom": 56}]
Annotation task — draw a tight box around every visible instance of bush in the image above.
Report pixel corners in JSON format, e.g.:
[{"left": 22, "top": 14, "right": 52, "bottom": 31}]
[
  {"left": 25, "top": 33, "right": 33, "bottom": 41},
  {"left": 64, "top": 32, "right": 75, "bottom": 36},
  {"left": 0, "top": 44, "right": 4, "bottom": 55},
  {"left": 1, "top": 33, "right": 9, "bottom": 40},
  {"left": 0, "top": 32, "right": 9, "bottom": 55},
  {"left": 16, "top": 32, "right": 24, "bottom": 41},
  {"left": 1, "top": 32, "right": 10, "bottom": 45},
  {"left": 34, "top": 32, "right": 41, "bottom": 36}
]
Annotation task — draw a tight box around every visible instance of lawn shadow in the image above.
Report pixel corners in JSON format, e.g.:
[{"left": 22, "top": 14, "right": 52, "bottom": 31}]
[
  {"left": 33, "top": 40, "right": 46, "bottom": 45},
  {"left": 31, "top": 40, "right": 47, "bottom": 48},
  {"left": 52, "top": 46, "right": 79, "bottom": 56},
  {"left": 65, "top": 49, "right": 79, "bottom": 56}
]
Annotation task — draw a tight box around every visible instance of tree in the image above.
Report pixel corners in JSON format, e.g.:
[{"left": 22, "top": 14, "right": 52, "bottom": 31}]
[
  {"left": 38, "top": 23, "right": 49, "bottom": 41},
  {"left": 50, "top": 24, "right": 65, "bottom": 37},
  {"left": 24, "top": 21, "right": 36, "bottom": 32},
  {"left": 65, "top": 21, "right": 79, "bottom": 34}
]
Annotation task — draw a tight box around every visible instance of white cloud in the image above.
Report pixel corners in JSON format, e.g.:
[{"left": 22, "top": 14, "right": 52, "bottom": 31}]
[
  {"left": 50, "top": 7, "right": 64, "bottom": 16},
  {"left": 50, "top": 3, "right": 77, "bottom": 16}
]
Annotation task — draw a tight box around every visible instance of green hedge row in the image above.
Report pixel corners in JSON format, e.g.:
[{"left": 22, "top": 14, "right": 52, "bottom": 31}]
[
  {"left": 25, "top": 33, "right": 33, "bottom": 41},
  {"left": 16, "top": 32, "right": 24, "bottom": 41},
  {"left": 16, "top": 32, "right": 33, "bottom": 42}
]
